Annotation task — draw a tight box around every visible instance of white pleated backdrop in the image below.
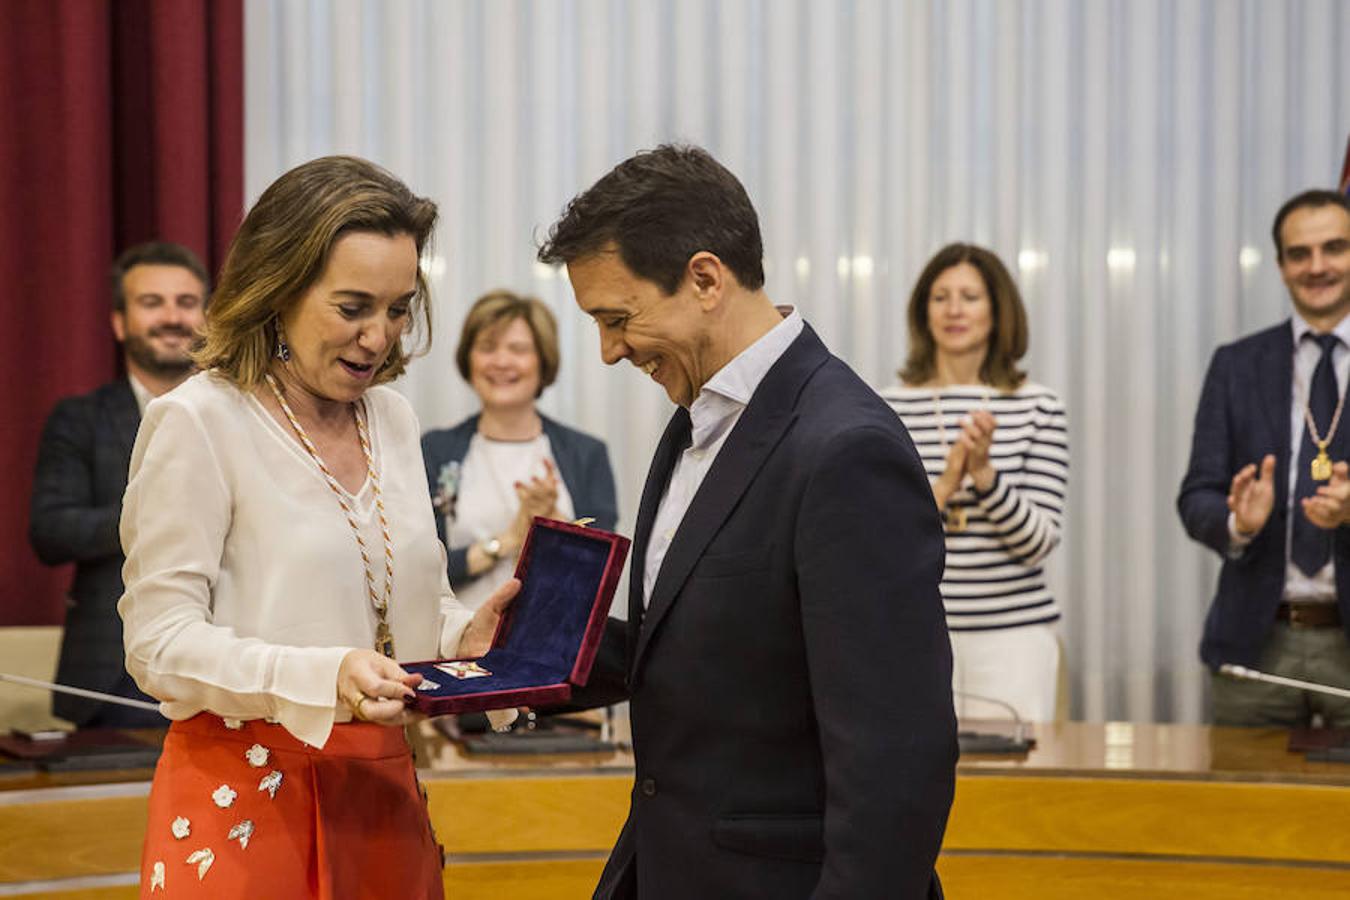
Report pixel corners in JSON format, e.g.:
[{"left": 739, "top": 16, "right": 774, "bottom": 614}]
[{"left": 244, "top": 0, "right": 1350, "bottom": 723}]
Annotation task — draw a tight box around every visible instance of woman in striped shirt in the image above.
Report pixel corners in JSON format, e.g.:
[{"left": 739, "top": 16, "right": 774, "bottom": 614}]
[{"left": 881, "top": 243, "right": 1069, "bottom": 723}]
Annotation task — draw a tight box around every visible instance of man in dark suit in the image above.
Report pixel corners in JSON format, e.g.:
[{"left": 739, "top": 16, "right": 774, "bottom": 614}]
[
  {"left": 29, "top": 242, "right": 208, "bottom": 727},
  {"left": 538, "top": 145, "right": 956, "bottom": 899},
  {"left": 1179, "top": 189, "right": 1350, "bottom": 726}
]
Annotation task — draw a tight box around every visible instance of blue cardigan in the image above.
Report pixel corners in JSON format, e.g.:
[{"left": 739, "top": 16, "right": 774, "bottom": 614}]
[{"left": 421, "top": 413, "right": 618, "bottom": 590}]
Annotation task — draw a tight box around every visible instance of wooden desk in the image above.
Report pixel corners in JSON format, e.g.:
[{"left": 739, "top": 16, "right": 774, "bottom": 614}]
[
  {"left": 944, "top": 721, "right": 1350, "bottom": 898},
  {"left": 4, "top": 722, "right": 1350, "bottom": 898}
]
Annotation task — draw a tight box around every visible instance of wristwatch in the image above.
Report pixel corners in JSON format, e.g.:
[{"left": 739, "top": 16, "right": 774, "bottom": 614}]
[{"left": 481, "top": 537, "right": 504, "bottom": 562}]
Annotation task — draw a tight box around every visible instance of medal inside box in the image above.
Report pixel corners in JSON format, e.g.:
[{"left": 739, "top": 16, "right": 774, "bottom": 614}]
[{"left": 403, "top": 518, "right": 629, "bottom": 716}]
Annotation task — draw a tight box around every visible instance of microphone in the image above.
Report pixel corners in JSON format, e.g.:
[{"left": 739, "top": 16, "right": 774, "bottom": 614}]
[
  {"left": 954, "top": 689, "right": 1033, "bottom": 754},
  {"left": 0, "top": 672, "right": 161, "bottom": 712},
  {"left": 1218, "top": 663, "right": 1350, "bottom": 701}
]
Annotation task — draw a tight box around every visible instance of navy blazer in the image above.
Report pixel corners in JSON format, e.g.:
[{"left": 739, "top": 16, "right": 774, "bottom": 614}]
[
  {"left": 579, "top": 325, "right": 956, "bottom": 900},
  {"left": 1178, "top": 320, "right": 1350, "bottom": 668},
  {"left": 421, "top": 413, "right": 618, "bottom": 589},
  {"left": 29, "top": 379, "right": 163, "bottom": 726}
]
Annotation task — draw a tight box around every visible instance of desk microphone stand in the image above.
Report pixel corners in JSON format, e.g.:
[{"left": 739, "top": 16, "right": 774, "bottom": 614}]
[
  {"left": 955, "top": 690, "right": 1034, "bottom": 754},
  {"left": 1220, "top": 664, "right": 1350, "bottom": 762}
]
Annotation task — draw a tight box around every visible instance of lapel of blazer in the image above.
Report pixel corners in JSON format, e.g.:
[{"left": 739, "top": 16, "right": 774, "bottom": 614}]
[
  {"left": 1329, "top": 332, "right": 1350, "bottom": 464},
  {"left": 107, "top": 378, "right": 141, "bottom": 463},
  {"left": 629, "top": 326, "right": 827, "bottom": 678},
  {"left": 1260, "top": 321, "right": 1295, "bottom": 512}
]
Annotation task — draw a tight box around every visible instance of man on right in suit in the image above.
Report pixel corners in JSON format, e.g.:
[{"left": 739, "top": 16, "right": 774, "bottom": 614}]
[
  {"left": 538, "top": 145, "right": 956, "bottom": 899},
  {"left": 29, "top": 241, "right": 208, "bottom": 727},
  {"left": 1179, "top": 189, "right": 1350, "bottom": 726}
]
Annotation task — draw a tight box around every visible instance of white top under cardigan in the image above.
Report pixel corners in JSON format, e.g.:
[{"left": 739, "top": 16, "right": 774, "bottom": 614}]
[
  {"left": 118, "top": 371, "right": 474, "bottom": 748},
  {"left": 448, "top": 432, "right": 574, "bottom": 611}
]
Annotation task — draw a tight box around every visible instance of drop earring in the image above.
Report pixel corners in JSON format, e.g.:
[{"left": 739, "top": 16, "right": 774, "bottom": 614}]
[{"left": 275, "top": 326, "right": 291, "bottom": 362}]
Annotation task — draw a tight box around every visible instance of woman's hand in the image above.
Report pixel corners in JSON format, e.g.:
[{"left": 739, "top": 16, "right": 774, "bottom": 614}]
[
  {"left": 962, "top": 410, "right": 998, "bottom": 493},
  {"left": 503, "top": 460, "right": 562, "bottom": 554},
  {"left": 932, "top": 440, "right": 969, "bottom": 510},
  {"left": 517, "top": 459, "right": 561, "bottom": 519},
  {"left": 457, "top": 577, "right": 521, "bottom": 657},
  {"left": 500, "top": 503, "right": 535, "bottom": 558},
  {"left": 337, "top": 649, "right": 422, "bottom": 727}
]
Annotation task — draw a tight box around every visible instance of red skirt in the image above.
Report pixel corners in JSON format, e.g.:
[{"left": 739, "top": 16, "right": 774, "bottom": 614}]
[{"left": 139, "top": 714, "right": 443, "bottom": 899}]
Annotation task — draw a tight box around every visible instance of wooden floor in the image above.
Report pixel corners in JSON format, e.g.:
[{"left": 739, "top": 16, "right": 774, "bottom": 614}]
[{"left": 5, "top": 721, "right": 1350, "bottom": 898}]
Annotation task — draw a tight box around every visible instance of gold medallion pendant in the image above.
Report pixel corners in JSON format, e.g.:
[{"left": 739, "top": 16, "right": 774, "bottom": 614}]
[
  {"left": 946, "top": 506, "right": 968, "bottom": 533},
  {"left": 376, "top": 622, "right": 395, "bottom": 659},
  {"left": 1312, "top": 447, "right": 1334, "bottom": 481}
]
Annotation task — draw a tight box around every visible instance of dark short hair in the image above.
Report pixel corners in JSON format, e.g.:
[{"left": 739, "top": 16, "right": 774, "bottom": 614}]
[
  {"left": 537, "top": 143, "right": 765, "bottom": 295},
  {"left": 1272, "top": 189, "right": 1350, "bottom": 262},
  {"left": 455, "top": 290, "right": 560, "bottom": 397},
  {"left": 110, "top": 242, "right": 210, "bottom": 312},
  {"left": 900, "top": 243, "right": 1028, "bottom": 391}
]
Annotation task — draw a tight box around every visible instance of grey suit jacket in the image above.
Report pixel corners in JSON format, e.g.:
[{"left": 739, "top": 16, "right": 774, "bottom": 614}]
[{"left": 29, "top": 379, "right": 162, "bottom": 726}]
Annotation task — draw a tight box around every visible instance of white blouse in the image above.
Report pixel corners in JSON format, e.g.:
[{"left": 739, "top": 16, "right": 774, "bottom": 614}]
[{"left": 118, "top": 371, "right": 473, "bottom": 748}]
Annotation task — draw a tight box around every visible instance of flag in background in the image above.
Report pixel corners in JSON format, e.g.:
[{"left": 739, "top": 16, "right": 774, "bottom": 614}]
[{"left": 1341, "top": 133, "right": 1350, "bottom": 196}]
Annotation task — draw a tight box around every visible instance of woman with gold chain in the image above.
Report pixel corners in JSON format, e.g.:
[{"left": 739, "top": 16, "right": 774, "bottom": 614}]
[
  {"left": 881, "top": 243, "right": 1069, "bottom": 724},
  {"left": 118, "top": 156, "right": 517, "bottom": 898}
]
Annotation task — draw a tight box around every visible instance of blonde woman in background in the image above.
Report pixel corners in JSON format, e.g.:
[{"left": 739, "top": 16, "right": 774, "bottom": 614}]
[{"left": 421, "top": 290, "right": 617, "bottom": 611}]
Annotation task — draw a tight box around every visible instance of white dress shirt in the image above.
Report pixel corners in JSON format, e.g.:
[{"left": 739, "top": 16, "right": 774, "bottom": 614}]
[
  {"left": 119, "top": 371, "right": 474, "bottom": 748},
  {"left": 1228, "top": 313, "right": 1350, "bottom": 603},
  {"left": 643, "top": 308, "right": 803, "bottom": 606},
  {"left": 128, "top": 372, "right": 154, "bottom": 416}
]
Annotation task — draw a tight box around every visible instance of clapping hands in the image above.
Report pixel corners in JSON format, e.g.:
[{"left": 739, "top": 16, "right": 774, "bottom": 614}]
[
  {"left": 1304, "top": 461, "right": 1350, "bottom": 529},
  {"left": 516, "top": 458, "right": 561, "bottom": 519},
  {"left": 502, "top": 459, "right": 562, "bottom": 555},
  {"left": 933, "top": 410, "right": 998, "bottom": 508},
  {"left": 1228, "top": 455, "right": 1276, "bottom": 536},
  {"left": 1228, "top": 454, "right": 1350, "bottom": 537},
  {"left": 960, "top": 410, "right": 998, "bottom": 492}
]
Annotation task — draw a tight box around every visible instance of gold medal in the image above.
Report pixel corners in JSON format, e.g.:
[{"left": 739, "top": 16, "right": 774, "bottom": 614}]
[
  {"left": 435, "top": 660, "right": 493, "bottom": 680},
  {"left": 375, "top": 622, "right": 394, "bottom": 658},
  {"left": 946, "top": 506, "right": 968, "bottom": 533},
  {"left": 1313, "top": 446, "right": 1333, "bottom": 481},
  {"left": 1298, "top": 344, "right": 1348, "bottom": 483}
]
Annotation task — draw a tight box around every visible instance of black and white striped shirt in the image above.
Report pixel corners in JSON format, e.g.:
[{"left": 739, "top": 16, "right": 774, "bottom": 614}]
[{"left": 881, "top": 383, "right": 1069, "bottom": 632}]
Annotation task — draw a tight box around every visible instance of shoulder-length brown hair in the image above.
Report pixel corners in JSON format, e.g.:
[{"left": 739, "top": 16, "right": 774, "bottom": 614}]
[
  {"left": 899, "top": 242, "right": 1028, "bottom": 391},
  {"left": 195, "top": 155, "right": 439, "bottom": 388},
  {"left": 455, "top": 290, "right": 561, "bottom": 398}
]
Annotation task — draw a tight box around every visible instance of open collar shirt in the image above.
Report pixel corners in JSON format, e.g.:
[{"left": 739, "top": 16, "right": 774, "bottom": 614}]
[{"left": 642, "top": 307, "right": 803, "bottom": 606}]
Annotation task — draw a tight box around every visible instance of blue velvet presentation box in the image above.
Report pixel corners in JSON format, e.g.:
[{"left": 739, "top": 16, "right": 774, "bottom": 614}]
[{"left": 404, "top": 518, "right": 630, "bottom": 716}]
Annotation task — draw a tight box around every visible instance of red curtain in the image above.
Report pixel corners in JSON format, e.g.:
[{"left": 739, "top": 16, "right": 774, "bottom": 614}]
[{"left": 0, "top": 0, "right": 242, "bottom": 626}]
